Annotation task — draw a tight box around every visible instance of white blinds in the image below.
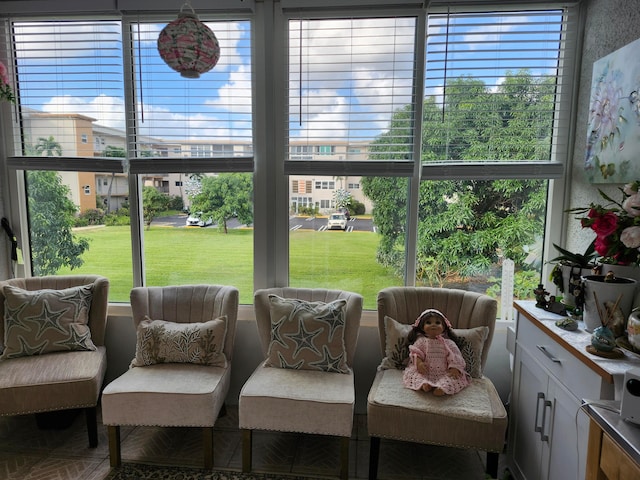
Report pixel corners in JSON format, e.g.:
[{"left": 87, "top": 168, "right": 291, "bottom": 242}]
[
  {"left": 7, "top": 16, "right": 253, "bottom": 174},
  {"left": 125, "top": 17, "right": 253, "bottom": 173},
  {"left": 286, "top": 16, "right": 419, "bottom": 167},
  {"left": 423, "top": 8, "right": 577, "bottom": 168},
  {"left": 9, "top": 19, "right": 126, "bottom": 171}
]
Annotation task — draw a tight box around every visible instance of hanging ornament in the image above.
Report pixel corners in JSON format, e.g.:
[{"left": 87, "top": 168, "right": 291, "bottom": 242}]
[{"left": 157, "top": 0, "right": 220, "bottom": 79}]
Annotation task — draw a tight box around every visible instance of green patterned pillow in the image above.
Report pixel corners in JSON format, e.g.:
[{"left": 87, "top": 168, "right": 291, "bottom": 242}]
[
  {"left": 1, "top": 284, "right": 95, "bottom": 359},
  {"left": 130, "top": 316, "right": 227, "bottom": 368},
  {"left": 266, "top": 295, "right": 349, "bottom": 373},
  {"left": 451, "top": 326, "right": 489, "bottom": 378},
  {"left": 380, "top": 315, "right": 412, "bottom": 370}
]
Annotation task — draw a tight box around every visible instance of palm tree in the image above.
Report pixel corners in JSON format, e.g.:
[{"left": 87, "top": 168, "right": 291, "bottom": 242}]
[{"left": 34, "top": 135, "right": 62, "bottom": 157}]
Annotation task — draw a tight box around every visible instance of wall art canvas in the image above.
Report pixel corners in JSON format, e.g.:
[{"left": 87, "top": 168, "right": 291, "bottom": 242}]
[{"left": 585, "top": 36, "right": 640, "bottom": 183}]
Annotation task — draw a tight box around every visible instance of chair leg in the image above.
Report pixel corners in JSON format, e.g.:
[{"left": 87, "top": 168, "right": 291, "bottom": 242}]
[
  {"left": 340, "top": 436, "right": 350, "bottom": 480},
  {"left": 85, "top": 406, "right": 98, "bottom": 448},
  {"left": 108, "top": 426, "right": 121, "bottom": 468},
  {"left": 368, "top": 436, "right": 380, "bottom": 480},
  {"left": 242, "top": 429, "right": 252, "bottom": 473},
  {"left": 486, "top": 451, "right": 499, "bottom": 479},
  {"left": 203, "top": 427, "right": 214, "bottom": 469}
]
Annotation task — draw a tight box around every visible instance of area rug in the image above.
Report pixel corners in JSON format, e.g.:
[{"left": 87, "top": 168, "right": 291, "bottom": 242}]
[{"left": 106, "top": 464, "right": 313, "bottom": 480}]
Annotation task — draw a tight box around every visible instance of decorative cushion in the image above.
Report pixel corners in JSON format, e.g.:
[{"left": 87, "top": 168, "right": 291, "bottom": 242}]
[
  {"left": 380, "top": 315, "right": 412, "bottom": 370},
  {"left": 451, "top": 326, "right": 489, "bottom": 378},
  {"left": 1, "top": 284, "right": 95, "bottom": 359},
  {"left": 380, "top": 315, "right": 489, "bottom": 378},
  {"left": 130, "top": 316, "right": 228, "bottom": 368},
  {"left": 265, "top": 295, "right": 349, "bottom": 373}
]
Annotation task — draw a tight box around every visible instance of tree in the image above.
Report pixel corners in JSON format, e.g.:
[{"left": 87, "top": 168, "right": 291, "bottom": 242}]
[
  {"left": 34, "top": 136, "right": 62, "bottom": 157},
  {"left": 190, "top": 173, "right": 253, "bottom": 233},
  {"left": 362, "top": 71, "right": 550, "bottom": 288},
  {"left": 27, "top": 171, "right": 89, "bottom": 276},
  {"left": 142, "top": 186, "right": 169, "bottom": 230}
]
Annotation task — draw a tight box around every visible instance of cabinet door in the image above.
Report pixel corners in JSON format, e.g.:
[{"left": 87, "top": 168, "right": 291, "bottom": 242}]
[
  {"left": 545, "top": 379, "right": 588, "bottom": 480},
  {"left": 511, "top": 346, "right": 549, "bottom": 480}
]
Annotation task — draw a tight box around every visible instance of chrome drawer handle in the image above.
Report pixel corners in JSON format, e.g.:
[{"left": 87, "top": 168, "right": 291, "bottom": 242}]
[{"left": 537, "top": 345, "right": 561, "bottom": 363}]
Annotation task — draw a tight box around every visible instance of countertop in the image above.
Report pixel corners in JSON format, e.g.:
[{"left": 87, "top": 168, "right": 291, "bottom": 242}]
[
  {"left": 514, "top": 300, "right": 640, "bottom": 385},
  {"left": 583, "top": 400, "right": 640, "bottom": 467}
]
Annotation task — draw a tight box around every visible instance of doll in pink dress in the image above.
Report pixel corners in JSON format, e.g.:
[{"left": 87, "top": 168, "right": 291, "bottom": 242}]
[{"left": 402, "top": 309, "right": 470, "bottom": 396}]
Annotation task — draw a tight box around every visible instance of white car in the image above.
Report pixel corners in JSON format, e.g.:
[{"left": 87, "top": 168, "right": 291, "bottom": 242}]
[
  {"left": 186, "top": 212, "right": 213, "bottom": 227},
  {"left": 327, "top": 213, "right": 348, "bottom": 230}
]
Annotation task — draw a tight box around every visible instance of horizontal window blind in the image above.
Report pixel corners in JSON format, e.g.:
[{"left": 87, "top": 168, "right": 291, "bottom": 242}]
[
  {"left": 286, "top": 16, "right": 418, "bottom": 166},
  {"left": 125, "top": 17, "right": 253, "bottom": 172},
  {"left": 423, "top": 7, "right": 577, "bottom": 165},
  {"left": 10, "top": 19, "right": 125, "bottom": 168}
]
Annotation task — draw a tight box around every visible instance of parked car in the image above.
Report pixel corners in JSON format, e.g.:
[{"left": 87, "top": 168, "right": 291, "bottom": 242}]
[
  {"left": 327, "top": 213, "right": 348, "bottom": 230},
  {"left": 186, "top": 212, "right": 213, "bottom": 227},
  {"left": 338, "top": 207, "right": 351, "bottom": 220}
]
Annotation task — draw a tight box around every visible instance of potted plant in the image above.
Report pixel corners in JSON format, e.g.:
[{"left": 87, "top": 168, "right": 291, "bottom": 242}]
[{"left": 549, "top": 241, "right": 598, "bottom": 308}]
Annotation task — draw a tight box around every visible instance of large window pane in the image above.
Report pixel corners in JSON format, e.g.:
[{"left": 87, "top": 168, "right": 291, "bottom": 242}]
[
  {"left": 424, "top": 9, "right": 568, "bottom": 164},
  {"left": 142, "top": 172, "right": 254, "bottom": 305},
  {"left": 287, "top": 16, "right": 417, "bottom": 162},
  {"left": 289, "top": 175, "right": 406, "bottom": 310},
  {"left": 12, "top": 20, "right": 124, "bottom": 159},
  {"left": 128, "top": 19, "right": 253, "bottom": 159},
  {"left": 26, "top": 169, "right": 133, "bottom": 302},
  {"left": 415, "top": 179, "right": 547, "bottom": 317}
]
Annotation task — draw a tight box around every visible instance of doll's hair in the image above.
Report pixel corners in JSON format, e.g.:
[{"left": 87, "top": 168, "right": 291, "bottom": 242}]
[{"left": 407, "top": 309, "right": 458, "bottom": 344}]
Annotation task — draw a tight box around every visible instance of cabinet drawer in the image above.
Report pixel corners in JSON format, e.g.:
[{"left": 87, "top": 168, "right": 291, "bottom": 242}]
[{"left": 517, "top": 316, "right": 603, "bottom": 400}]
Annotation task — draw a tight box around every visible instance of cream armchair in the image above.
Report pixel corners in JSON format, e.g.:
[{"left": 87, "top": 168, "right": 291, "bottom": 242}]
[
  {"left": 0, "top": 275, "right": 109, "bottom": 448},
  {"left": 101, "top": 284, "right": 238, "bottom": 469},
  {"left": 239, "top": 287, "right": 363, "bottom": 480},
  {"left": 367, "top": 287, "right": 508, "bottom": 479}
]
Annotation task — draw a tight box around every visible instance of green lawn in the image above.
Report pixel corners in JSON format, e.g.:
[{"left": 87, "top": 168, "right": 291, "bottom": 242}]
[{"left": 58, "top": 225, "right": 401, "bottom": 309}]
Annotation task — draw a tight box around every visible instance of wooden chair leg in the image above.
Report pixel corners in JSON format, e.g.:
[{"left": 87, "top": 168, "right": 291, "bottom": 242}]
[
  {"left": 108, "top": 425, "right": 121, "bottom": 468},
  {"left": 85, "top": 406, "right": 98, "bottom": 448},
  {"left": 368, "top": 436, "right": 380, "bottom": 480},
  {"left": 486, "top": 451, "right": 499, "bottom": 479},
  {"left": 203, "top": 427, "right": 214, "bottom": 469},
  {"left": 340, "top": 436, "right": 350, "bottom": 480},
  {"left": 242, "top": 429, "right": 252, "bottom": 473}
]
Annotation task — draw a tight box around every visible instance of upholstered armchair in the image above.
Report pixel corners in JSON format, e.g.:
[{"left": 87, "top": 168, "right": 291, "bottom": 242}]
[
  {"left": 367, "top": 286, "right": 508, "bottom": 479},
  {"left": 0, "top": 275, "right": 110, "bottom": 448},
  {"left": 101, "top": 284, "right": 238, "bottom": 469},
  {"left": 239, "top": 287, "right": 363, "bottom": 480}
]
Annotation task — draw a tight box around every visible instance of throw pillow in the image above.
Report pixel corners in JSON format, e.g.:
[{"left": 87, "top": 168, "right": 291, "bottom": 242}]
[
  {"left": 380, "top": 315, "right": 412, "bottom": 370},
  {"left": 265, "top": 295, "right": 349, "bottom": 373},
  {"left": 451, "top": 326, "right": 489, "bottom": 378},
  {"left": 379, "top": 315, "right": 489, "bottom": 378},
  {"left": 130, "top": 316, "right": 227, "bottom": 368},
  {"left": 1, "top": 284, "right": 96, "bottom": 359}
]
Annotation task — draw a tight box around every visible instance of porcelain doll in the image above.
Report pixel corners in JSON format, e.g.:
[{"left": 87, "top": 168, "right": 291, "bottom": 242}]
[{"left": 402, "top": 309, "right": 470, "bottom": 396}]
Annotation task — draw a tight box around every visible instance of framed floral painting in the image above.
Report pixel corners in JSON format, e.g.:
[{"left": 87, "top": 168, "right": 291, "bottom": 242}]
[{"left": 586, "top": 36, "right": 640, "bottom": 183}]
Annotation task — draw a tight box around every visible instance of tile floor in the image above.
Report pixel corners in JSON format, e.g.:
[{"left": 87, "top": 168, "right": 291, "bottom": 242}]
[{"left": 0, "top": 405, "right": 506, "bottom": 479}]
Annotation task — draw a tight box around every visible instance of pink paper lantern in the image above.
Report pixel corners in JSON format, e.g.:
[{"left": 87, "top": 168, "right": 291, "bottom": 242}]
[{"left": 157, "top": 6, "right": 220, "bottom": 79}]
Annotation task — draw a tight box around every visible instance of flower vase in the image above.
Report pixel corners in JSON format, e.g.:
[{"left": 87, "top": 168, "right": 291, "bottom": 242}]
[{"left": 582, "top": 274, "right": 637, "bottom": 333}]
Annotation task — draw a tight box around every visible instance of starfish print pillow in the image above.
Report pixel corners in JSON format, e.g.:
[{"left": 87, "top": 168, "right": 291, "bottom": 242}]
[
  {"left": 1, "top": 284, "right": 95, "bottom": 359},
  {"left": 266, "top": 295, "right": 349, "bottom": 373}
]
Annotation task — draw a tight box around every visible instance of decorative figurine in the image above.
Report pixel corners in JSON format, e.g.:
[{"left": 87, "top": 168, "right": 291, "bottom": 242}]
[{"left": 534, "top": 283, "right": 549, "bottom": 308}]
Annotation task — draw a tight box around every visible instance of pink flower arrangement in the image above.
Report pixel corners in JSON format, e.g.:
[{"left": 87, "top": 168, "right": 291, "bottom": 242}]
[
  {"left": 0, "top": 60, "right": 15, "bottom": 103},
  {"left": 571, "top": 181, "right": 640, "bottom": 266}
]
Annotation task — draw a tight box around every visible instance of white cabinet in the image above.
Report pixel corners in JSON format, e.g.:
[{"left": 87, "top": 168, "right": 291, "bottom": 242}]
[{"left": 506, "top": 301, "right": 640, "bottom": 480}]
